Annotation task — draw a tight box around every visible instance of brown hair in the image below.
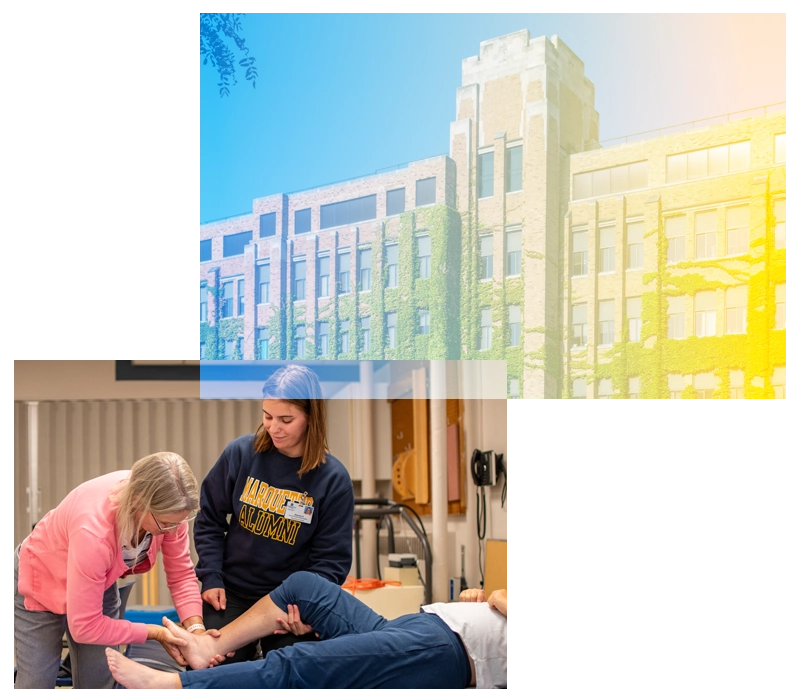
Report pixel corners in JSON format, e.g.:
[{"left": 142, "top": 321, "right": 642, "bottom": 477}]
[
  {"left": 111, "top": 451, "right": 199, "bottom": 547},
  {"left": 253, "top": 364, "right": 328, "bottom": 476}
]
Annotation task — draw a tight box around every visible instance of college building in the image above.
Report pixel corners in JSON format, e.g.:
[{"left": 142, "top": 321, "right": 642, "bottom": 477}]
[{"left": 200, "top": 29, "right": 786, "bottom": 398}]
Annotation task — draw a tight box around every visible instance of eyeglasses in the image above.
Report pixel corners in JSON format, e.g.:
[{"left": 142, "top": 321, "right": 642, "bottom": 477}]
[{"left": 152, "top": 512, "right": 197, "bottom": 532}]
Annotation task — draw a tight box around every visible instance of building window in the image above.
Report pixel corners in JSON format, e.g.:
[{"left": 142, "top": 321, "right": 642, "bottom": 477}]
[
  {"left": 509, "top": 378, "right": 520, "bottom": 399},
  {"left": 358, "top": 249, "right": 371, "bottom": 292},
  {"left": 626, "top": 221, "right": 644, "bottom": 270},
  {"left": 386, "top": 312, "right": 397, "bottom": 349},
  {"left": 385, "top": 244, "right": 399, "bottom": 288},
  {"left": 508, "top": 305, "right": 521, "bottom": 347},
  {"left": 478, "top": 151, "right": 494, "bottom": 198},
  {"left": 597, "top": 378, "right": 613, "bottom": 399},
  {"left": 628, "top": 377, "right": 640, "bottom": 399},
  {"left": 725, "top": 286, "right": 747, "bottom": 334},
  {"left": 386, "top": 188, "right": 405, "bottom": 216},
  {"left": 695, "top": 290, "right": 717, "bottom": 337},
  {"left": 294, "top": 325, "right": 306, "bottom": 359},
  {"left": 573, "top": 161, "right": 648, "bottom": 199},
  {"left": 338, "top": 250, "right": 350, "bottom": 294},
  {"left": 694, "top": 372, "right": 717, "bottom": 399},
  {"left": 317, "top": 255, "right": 330, "bottom": 298},
  {"left": 223, "top": 230, "right": 252, "bottom": 258},
  {"left": 200, "top": 239, "right": 212, "bottom": 262},
  {"left": 221, "top": 278, "right": 243, "bottom": 318},
  {"left": 598, "top": 226, "right": 615, "bottom": 273},
  {"left": 292, "top": 259, "right": 306, "bottom": 300},
  {"left": 774, "top": 199, "right": 785, "bottom": 249},
  {"left": 360, "top": 317, "right": 371, "bottom": 353},
  {"left": 667, "top": 297, "right": 686, "bottom": 339},
  {"left": 223, "top": 338, "right": 235, "bottom": 360},
  {"left": 695, "top": 211, "right": 717, "bottom": 260},
  {"left": 415, "top": 177, "right": 436, "bottom": 207},
  {"left": 221, "top": 280, "right": 234, "bottom": 318},
  {"left": 256, "top": 262, "right": 270, "bottom": 304},
  {"left": 480, "top": 234, "right": 493, "bottom": 280},
  {"left": 726, "top": 207, "right": 749, "bottom": 256},
  {"left": 571, "top": 303, "right": 587, "bottom": 348},
  {"left": 730, "top": 370, "right": 745, "bottom": 399},
  {"left": 626, "top": 297, "right": 641, "bottom": 342},
  {"left": 200, "top": 284, "right": 208, "bottom": 322},
  {"left": 598, "top": 300, "right": 614, "bottom": 346},
  {"left": 572, "top": 378, "right": 586, "bottom": 399},
  {"left": 479, "top": 308, "right": 492, "bottom": 351},
  {"left": 775, "top": 133, "right": 786, "bottom": 164},
  {"left": 505, "top": 145, "right": 522, "bottom": 193},
  {"left": 321, "top": 194, "right": 377, "bottom": 229},
  {"left": 505, "top": 228, "right": 521, "bottom": 276},
  {"left": 417, "top": 234, "right": 431, "bottom": 279},
  {"left": 200, "top": 342, "right": 206, "bottom": 360},
  {"left": 257, "top": 329, "right": 269, "bottom": 360},
  {"left": 340, "top": 320, "right": 350, "bottom": 354},
  {"left": 666, "top": 141, "right": 750, "bottom": 183},
  {"left": 572, "top": 229, "right": 588, "bottom": 277},
  {"left": 419, "top": 309, "right": 430, "bottom": 335},
  {"left": 318, "top": 322, "right": 329, "bottom": 357},
  {"left": 665, "top": 216, "right": 686, "bottom": 264},
  {"left": 260, "top": 212, "right": 276, "bottom": 238},
  {"left": 668, "top": 374, "right": 685, "bottom": 399},
  {"left": 772, "top": 367, "right": 786, "bottom": 399},
  {"left": 775, "top": 283, "right": 786, "bottom": 330},
  {"left": 295, "top": 208, "right": 311, "bottom": 235}
]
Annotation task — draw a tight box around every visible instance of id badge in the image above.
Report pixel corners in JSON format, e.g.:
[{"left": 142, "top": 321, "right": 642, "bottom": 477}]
[{"left": 285, "top": 501, "right": 313, "bottom": 524}]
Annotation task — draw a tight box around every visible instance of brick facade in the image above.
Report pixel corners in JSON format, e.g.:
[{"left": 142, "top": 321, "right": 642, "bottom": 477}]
[{"left": 200, "top": 29, "right": 786, "bottom": 399}]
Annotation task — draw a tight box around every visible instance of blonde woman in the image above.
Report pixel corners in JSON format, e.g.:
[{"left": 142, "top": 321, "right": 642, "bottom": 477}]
[{"left": 14, "top": 452, "right": 207, "bottom": 689}]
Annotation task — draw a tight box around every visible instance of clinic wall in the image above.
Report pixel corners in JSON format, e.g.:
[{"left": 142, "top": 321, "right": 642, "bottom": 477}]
[
  {"left": 438, "top": 398, "right": 508, "bottom": 592},
  {"left": 14, "top": 361, "right": 201, "bottom": 401}
]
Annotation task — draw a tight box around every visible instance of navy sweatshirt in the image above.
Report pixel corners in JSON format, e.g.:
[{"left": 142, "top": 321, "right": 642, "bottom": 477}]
[{"left": 194, "top": 434, "right": 354, "bottom": 598}]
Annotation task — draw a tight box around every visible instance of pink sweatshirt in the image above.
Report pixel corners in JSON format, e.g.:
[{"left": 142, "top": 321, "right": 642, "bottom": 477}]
[{"left": 17, "top": 470, "right": 203, "bottom": 645}]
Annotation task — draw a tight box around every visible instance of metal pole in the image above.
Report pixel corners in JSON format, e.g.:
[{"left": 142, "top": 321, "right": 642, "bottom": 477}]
[
  {"left": 429, "top": 361, "right": 448, "bottom": 603},
  {"left": 359, "top": 362, "right": 377, "bottom": 577},
  {"left": 26, "top": 402, "right": 39, "bottom": 532}
]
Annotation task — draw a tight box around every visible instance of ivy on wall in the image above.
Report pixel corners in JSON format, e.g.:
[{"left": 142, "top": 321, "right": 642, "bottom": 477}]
[{"left": 578, "top": 175, "right": 785, "bottom": 398}]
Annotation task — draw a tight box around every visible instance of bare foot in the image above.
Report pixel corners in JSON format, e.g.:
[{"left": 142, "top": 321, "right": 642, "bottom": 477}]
[
  {"left": 105, "top": 648, "right": 182, "bottom": 689},
  {"left": 162, "top": 617, "right": 221, "bottom": 669}
]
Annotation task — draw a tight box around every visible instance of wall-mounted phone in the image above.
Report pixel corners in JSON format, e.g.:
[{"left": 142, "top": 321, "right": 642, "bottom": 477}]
[{"left": 471, "top": 449, "right": 500, "bottom": 487}]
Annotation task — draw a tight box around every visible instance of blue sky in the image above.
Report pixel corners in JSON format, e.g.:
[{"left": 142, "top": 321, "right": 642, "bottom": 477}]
[{"left": 200, "top": 13, "right": 785, "bottom": 224}]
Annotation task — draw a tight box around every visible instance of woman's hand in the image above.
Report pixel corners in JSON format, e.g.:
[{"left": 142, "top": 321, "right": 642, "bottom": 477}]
[
  {"left": 274, "top": 604, "right": 316, "bottom": 637},
  {"left": 487, "top": 589, "right": 507, "bottom": 617},
  {"left": 459, "top": 588, "right": 486, "bottom": 603},
  {"left": 201, "top": 587, "right": 227, "bottom": 611},
  {"left": 146, "top": 623, "right": 189, "bottom": 666},
  {"left": 200, "top": 628, "right": 230, "bottom": 665}
]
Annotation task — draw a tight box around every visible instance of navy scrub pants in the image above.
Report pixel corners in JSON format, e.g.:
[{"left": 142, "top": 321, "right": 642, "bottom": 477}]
[{"left": 179, "top": 571, "right": 471, "bottom": 689}]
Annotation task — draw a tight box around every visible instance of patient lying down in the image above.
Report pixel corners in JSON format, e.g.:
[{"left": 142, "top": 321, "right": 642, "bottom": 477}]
[{"left": 107, "top": 570, "right": 507, "bottom": 689}]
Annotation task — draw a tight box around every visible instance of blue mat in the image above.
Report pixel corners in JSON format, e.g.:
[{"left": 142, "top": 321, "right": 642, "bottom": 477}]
[{"left": 124, "top": 606, "right": 179, "bottom": 624}]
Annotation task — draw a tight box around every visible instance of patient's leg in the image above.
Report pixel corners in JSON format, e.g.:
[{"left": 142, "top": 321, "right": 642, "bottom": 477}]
[
  {"left": 105, "top": 648, "right": 182, "bottom": 689},
  {"left": 268, "top": 571, "right": 387, "bottom": 639},
  {"left": 167, "top": 572, "right": 390, "bottom": 670}
]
